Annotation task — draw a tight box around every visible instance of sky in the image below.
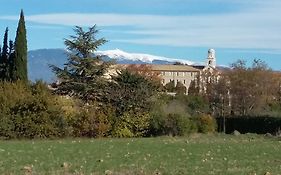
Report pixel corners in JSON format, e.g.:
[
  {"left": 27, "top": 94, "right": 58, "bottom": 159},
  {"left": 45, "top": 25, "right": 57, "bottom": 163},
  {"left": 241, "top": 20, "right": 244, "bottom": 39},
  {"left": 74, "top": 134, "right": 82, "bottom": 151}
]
[{"left": 0, "top": 0, "right": 281, "bottom": 69}]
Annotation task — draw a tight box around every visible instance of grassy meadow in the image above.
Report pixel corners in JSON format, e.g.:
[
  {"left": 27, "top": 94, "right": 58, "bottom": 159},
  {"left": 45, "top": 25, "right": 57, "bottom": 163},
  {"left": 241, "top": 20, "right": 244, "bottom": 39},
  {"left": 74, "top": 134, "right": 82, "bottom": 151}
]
[{"left": 0, "top": 134, "right": 280, "bottom": 175}]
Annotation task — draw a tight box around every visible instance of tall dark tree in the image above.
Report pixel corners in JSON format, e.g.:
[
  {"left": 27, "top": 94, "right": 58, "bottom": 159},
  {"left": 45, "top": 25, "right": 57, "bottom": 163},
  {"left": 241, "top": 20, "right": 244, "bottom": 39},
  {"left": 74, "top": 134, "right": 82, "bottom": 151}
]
[
  {"left": 8, "top": 40, "right": 15, "bottom": 80},
  {"left": 11, "top": 10, "right": 28, "bottom": 82},
  {"left": 0, "top": 27, "right": 10, "bottom": 80},
  {"left": 164, "top": 80, "right": 175, "bottom": 92},
  {"left": 188, "top": 80, "right": 199, "bottom": 95},
  {"left": 50, "top": 25, "right": 110, "bottom": 103}
]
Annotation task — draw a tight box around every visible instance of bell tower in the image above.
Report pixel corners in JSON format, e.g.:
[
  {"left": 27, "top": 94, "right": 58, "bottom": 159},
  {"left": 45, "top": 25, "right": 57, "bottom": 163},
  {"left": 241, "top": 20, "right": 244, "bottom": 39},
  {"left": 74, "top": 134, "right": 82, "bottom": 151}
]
[{"left": 207, "top": 49, "right": 216, "bottom": 68}]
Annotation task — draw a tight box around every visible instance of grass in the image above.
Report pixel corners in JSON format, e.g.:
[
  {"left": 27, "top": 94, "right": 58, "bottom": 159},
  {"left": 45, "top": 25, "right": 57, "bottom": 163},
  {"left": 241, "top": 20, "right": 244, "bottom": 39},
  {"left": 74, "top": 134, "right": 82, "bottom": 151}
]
[{"left": 0, "top": 134, "right": 280, "bottom": 175}]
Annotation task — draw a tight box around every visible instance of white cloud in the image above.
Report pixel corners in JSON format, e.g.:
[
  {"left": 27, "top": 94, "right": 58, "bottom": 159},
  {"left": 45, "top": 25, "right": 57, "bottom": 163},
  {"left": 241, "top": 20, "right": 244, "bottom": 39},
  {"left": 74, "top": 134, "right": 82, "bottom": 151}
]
[{"left": 0, "top": 0, "right": 280, "bottom": 50}]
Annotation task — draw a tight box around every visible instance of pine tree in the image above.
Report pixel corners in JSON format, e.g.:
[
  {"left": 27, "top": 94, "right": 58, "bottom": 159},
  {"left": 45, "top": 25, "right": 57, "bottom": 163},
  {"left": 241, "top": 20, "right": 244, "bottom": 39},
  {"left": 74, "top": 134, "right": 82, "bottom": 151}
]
[
  {"left": 50, "top": 25, "right": 110, "bottom": 102},
  {"left": 12, "top": 10, "right": 28, "bottom": 82},
  {"left": 0, "top": 27, "right": 9, "bottom": 81}
]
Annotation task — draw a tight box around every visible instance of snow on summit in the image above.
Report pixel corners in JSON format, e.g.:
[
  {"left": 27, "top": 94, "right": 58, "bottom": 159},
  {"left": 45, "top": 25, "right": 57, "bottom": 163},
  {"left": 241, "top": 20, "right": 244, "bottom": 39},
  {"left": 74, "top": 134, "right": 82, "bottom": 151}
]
[{"left": 95, "top": 49, "right": 196, "bottom": 65}]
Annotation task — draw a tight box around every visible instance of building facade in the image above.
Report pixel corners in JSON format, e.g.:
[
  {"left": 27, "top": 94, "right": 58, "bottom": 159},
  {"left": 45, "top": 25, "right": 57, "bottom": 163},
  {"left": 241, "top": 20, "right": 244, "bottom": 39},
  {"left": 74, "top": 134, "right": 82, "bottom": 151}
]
[
  {"left": 117, "top": 49, "right": 217, "bottom": 94},
  {"left": 151, "top": 49, "right": 217, "bottom": 93},
  {"left": 150, "top": 64, "right": 200, "bottom": 93}
]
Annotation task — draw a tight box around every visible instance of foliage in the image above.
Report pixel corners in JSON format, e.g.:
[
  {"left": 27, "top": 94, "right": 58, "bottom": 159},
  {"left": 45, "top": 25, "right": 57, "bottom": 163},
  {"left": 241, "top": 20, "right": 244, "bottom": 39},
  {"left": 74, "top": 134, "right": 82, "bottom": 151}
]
[
  {"left": 149, "top": 95, "right": 197, "bottom": 136},
  {"left": 187, "top": 96, "right": 209, "bottom": 115},
  {"left": 0, "top": 81, "right": 68, "bottom": 139},
  {"left": 175, "top": 81, "right": 186, "bottom": 94},
  {"left": 164, "top": 80, "right": 175, "bottom": 92},
  {"left": 196, "top": 114, "right": 217, "bottom": 133},
  {"left": 11, "top": 10, "right": 28, "bottom": 82},
  {"left": 125, "top": 64, "right": 162, "bottom": 87},
  {"left": 165, "top": 81, "right": 187, "bottom": 94},
  {"left": 150, "top": 113, "right": 188, "bottom": 136},
  {"left": 64, "top": 25, "right": 107, "bottom": 58},
  {"left": 188, "top": 79, "right": 199, "bottom": 95},
  {"left": 226, "top": 59, "right": 275, "bottom": 116},
  {"left": 0, "top": 28, "right": 15, "bottom": 82},
  {"left": 106, "top": 67, "right": 160, "bottom": 137},
  {"left": 50, "top": 25, "right": 111, "bottom": 103},
  {"left": 0, "top": 27, "right": 9, "bottom": 81},
  {"left": 69, "top": 104, "right": 113, "bottom": 138},
  {"left": 172, "top": 93, "right": 210, "bottom": 115},
  {"left": 111, "top": 111, "right": 151, "bottom": 137},
  {"left": 0, "top": 81, "right": 30, "bottom": 113},
  {"left": 108, "top": 68, "right": 160, "bottom": 116}
]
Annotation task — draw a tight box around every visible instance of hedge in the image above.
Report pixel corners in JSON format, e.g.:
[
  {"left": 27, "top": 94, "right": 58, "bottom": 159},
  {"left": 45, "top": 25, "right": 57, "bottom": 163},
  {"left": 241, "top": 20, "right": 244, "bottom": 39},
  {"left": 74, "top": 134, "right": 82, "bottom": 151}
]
[{"left": 216, "top": 116, "right": 281, "bottom": 134}]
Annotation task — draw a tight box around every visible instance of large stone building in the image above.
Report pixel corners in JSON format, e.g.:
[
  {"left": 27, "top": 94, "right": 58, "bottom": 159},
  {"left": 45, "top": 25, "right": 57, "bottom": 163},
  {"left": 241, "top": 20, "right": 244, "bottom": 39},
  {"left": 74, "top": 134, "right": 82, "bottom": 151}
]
[
  {"left": 150, "top": 49, "right": 217, "bottom": 93},
  {"left": 116, "top": 49, "right": 217, "bottom": 94},
  {"left": 150, "top": 64, "right": 200, "bottom": 91}
]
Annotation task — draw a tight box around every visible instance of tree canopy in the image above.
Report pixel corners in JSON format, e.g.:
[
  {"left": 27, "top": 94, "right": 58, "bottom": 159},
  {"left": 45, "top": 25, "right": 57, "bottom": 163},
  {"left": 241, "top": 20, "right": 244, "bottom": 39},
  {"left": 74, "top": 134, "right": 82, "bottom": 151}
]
[{"left": 50, "top": 26, "right": 111, "bottom": 103}]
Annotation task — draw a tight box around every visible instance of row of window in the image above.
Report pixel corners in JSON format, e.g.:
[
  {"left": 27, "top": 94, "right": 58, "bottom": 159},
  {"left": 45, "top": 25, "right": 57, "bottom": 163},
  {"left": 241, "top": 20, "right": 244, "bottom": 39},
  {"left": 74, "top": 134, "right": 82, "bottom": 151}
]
[{"left": 160, "top": 71, "right": 195, "bottom": 77}]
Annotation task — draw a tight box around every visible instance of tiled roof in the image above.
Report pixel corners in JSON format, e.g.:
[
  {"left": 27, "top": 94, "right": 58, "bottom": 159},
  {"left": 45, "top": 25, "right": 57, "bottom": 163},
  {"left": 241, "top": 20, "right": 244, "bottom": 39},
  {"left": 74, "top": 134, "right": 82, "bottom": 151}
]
[
  {"left": 117, "top": 64, "right": 201, "bottom": 72},
  {"left": 150, "top": 64, "right": 200, "bottom": 72}
]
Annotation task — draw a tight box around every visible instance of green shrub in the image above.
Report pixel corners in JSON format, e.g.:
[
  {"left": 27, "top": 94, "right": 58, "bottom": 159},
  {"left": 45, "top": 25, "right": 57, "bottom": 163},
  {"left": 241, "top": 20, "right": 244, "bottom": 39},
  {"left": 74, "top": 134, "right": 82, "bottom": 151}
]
[
  {"left": 0, "top": 81, "right": 69, "bottom": 139},
  {"left": 111, "top": 111, "right": 151, "bottom": 138},
  {"left": 149, "top": 99, "right": 196, "bottom": 136},
  {"left": 11, "top": 99, "right": 67, "bottom": 138},
  {"left": 196, "top": 114, "right": 217, "bottom": 133},
  {"left": 69, "top": 104, "right": 113, "bottom": 138},
  {"left": 0, "top": 81, "right": 31, "bottom": 113},
  {"left": 164, "top": 113, "right": 194, "bottom": 136},
  {"left": 150, "top": 112, "right": 196, "bottom": 136},
  {"left": 0, "top": 114, "right": 16, "bottom": 139}
]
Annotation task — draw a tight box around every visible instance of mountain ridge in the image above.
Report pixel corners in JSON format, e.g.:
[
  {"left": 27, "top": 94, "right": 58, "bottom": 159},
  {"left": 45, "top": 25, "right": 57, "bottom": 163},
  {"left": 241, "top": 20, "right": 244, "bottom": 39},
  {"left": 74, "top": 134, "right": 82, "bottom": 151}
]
[{"left": 28, "top": 48, "right": 204, "bottom": 82}]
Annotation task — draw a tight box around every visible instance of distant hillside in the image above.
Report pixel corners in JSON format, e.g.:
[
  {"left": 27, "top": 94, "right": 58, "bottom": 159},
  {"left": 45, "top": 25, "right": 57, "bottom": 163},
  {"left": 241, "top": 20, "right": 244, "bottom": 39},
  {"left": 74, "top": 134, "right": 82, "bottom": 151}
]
[
  {"left": 28, "top": 49, "right": 66, "bottom": 82},
  {"left": 28, "top": 48, "right": 203, "bottom": 82}
]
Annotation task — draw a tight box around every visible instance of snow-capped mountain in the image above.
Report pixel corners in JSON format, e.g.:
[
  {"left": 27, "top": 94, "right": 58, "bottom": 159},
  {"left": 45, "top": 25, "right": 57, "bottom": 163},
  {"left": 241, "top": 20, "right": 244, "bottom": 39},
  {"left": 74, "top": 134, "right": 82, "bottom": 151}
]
[
  {"left": 28, "top": 48, "right": 203, "bottom": 82},
  {"left": 95, "top": 49, "right": 196, "bottom": 65}
]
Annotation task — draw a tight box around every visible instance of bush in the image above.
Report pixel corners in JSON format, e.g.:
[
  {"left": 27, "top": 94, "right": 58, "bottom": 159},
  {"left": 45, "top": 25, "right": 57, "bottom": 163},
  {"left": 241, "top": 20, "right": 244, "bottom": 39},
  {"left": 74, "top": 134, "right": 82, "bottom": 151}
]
[
  {"left": 10, "top": 97, "right": 68, "bottom": 138},
  {"left": 111, "top": 111, "right": 151, "bottom": 138},
  {"left": 150, "top": 112, "right": 196, "bottom": 136},
  {"left": 0, "top": 114, "right": 16, "bottom": 139},
  {"left": 69, "top": 104, "right": 113, "bottom": 138},
  {"left": 0, "top": 81, "right": 69, "bottom": 139},
  {"left": 196, "top": 114, "right": 217, "bottom": 133},
  {"left": 149, "top": 98, "right": 196, "bottom": 136},
  {"left": 165, "top": 113, "right": 194, "bottom": 136}
]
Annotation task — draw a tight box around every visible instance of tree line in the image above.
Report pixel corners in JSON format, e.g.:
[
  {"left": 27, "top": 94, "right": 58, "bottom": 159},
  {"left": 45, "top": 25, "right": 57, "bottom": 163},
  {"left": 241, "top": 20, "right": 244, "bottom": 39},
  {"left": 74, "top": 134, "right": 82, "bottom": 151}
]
[{"left": 188, "top": 59, "right": 281, "bottom": 117}]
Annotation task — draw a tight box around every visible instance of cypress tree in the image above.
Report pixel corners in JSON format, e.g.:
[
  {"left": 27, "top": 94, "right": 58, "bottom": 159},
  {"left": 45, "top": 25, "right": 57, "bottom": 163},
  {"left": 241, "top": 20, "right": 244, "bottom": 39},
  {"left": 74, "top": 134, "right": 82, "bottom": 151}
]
[
  {"left": 12, "top": 9, "right": 28, "bottom": 82},
  {"left": 1, "top": 27, "right": 10, "bottom": 80},
  {"left": 8, "top": 40, "right": 15, "bottom": 80}
]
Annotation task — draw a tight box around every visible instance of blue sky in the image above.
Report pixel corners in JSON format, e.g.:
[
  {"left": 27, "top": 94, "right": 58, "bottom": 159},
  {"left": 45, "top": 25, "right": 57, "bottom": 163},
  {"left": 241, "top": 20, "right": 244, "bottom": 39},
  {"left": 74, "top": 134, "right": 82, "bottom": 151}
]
[{"left": 0, "top": 0, "right": 281, "bottom": 69}]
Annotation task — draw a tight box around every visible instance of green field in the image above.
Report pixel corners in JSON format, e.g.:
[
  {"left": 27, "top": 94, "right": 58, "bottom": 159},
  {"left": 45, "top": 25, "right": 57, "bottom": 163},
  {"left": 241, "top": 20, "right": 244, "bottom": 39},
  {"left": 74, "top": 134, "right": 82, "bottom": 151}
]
[{"left": 0, "top": 134, "right": 280, "bottom": 175}]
